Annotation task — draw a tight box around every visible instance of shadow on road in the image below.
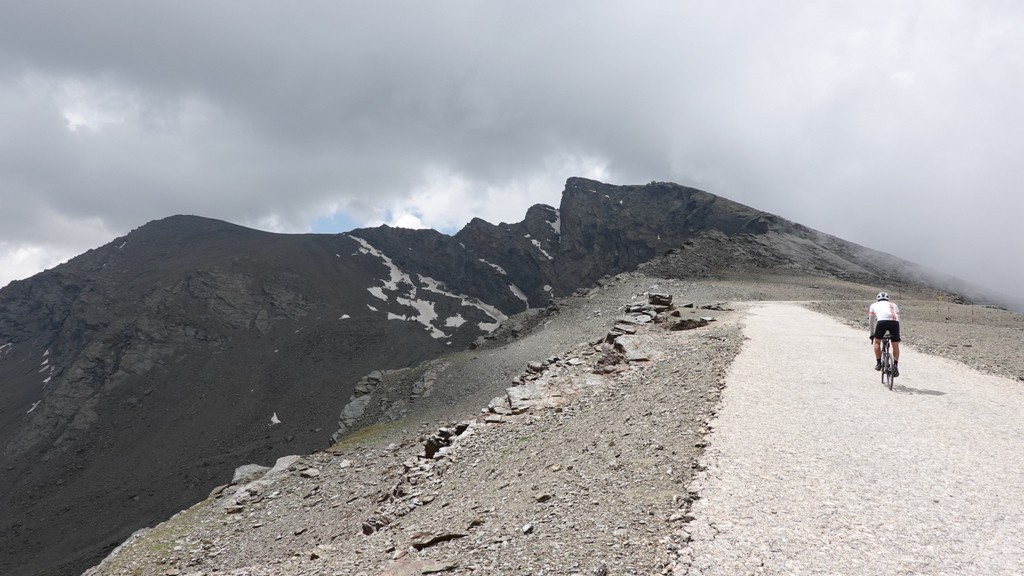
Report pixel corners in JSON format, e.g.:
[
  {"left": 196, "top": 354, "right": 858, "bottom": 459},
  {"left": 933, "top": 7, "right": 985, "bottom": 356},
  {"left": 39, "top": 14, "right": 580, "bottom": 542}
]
[{"left": 892, "top": 384, "right": 947, "bottom": 396}]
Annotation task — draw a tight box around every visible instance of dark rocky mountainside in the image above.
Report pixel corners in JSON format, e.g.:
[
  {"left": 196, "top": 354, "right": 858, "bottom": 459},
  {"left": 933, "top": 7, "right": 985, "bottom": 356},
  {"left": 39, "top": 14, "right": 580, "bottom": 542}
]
[{"left": 0, "top": 178, "right": 980, "bottom": 576}]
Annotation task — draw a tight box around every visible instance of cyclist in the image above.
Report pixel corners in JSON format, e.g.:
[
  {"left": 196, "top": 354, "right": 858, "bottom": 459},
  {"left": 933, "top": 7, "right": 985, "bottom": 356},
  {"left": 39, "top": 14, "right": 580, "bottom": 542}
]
[{"left": 869, "top": 292, "right": 901, "bottom": 377}]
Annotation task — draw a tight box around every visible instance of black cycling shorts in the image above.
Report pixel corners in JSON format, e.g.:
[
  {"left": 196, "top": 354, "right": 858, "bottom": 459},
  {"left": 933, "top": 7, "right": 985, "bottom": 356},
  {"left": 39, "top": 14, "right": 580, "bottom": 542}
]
[{"left": 873, "top": 320, "right": 901, "bottom": 342}]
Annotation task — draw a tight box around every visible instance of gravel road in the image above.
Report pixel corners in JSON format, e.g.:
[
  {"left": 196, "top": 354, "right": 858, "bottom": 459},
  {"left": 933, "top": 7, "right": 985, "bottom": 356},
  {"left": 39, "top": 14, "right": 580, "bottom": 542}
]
[{"left": 684, "top": 302, "right": 1024, "bottom": 575}]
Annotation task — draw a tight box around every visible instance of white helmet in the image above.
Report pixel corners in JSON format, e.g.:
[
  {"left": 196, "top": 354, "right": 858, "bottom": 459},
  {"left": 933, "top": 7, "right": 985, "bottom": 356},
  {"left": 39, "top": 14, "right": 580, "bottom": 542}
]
[{"left": 876, "top": 292, "right": 890, "bottom": 301}]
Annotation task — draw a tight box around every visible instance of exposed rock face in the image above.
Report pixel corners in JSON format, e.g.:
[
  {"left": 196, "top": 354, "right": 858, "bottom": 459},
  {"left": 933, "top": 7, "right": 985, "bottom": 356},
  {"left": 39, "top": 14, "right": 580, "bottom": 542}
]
[
  {"left": 554, "top": 178, "right": 795, "bottom": 291},
  {"left": 454, "top": 203, "right": 561, "bottom": 307},
  {"left": 0, "top": 178, "right": 977, "bottom": 576}
]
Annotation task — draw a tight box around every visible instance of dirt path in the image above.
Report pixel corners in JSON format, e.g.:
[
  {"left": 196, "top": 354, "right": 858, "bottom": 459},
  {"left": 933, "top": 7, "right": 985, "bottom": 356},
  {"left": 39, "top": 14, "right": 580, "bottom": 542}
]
[{"left": 683, "top": 302, "right": 1024, "bottom": 575}]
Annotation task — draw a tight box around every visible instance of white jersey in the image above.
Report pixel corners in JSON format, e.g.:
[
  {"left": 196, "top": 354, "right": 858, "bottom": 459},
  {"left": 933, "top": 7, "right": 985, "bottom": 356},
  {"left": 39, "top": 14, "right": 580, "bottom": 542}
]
[{"left": 869, "top": 300, "right": 900, "bottom": 322}]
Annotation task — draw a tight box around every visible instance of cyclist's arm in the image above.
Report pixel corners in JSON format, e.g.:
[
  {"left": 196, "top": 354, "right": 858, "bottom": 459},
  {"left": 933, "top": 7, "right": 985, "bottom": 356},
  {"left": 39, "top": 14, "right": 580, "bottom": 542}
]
[{"left": 868, "top": 308, "right": 877, "bottom": 339}]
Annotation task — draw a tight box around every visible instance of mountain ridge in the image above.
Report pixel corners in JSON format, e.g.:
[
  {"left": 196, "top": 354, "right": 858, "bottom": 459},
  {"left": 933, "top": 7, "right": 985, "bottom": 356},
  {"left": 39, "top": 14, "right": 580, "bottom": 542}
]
[{"left": 0, "top": 177, "right": 997, "bottom": 575}]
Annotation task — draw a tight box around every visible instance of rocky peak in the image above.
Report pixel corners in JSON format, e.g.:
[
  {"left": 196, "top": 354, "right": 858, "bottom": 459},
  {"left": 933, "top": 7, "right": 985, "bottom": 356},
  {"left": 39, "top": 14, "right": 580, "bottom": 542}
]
[
  {"left": 557, "top": 179, "right": 724, "bottom": 289},
  {"left": 453, "top": 205, "right": 560, "bottom": 308}
]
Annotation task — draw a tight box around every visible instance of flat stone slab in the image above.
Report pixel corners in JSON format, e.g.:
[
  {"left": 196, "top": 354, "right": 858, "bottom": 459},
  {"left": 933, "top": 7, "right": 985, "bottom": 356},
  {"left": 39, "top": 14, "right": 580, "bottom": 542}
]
[{"left": 613, "top": 335, "right": 650, "bottom": 361}]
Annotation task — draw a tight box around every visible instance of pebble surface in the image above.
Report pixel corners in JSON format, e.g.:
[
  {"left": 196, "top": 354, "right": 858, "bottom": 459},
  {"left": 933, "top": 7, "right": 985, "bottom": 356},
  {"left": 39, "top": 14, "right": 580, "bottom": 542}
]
[{"left": 684, "top": 302, "right": 1024, "bottom": 575}]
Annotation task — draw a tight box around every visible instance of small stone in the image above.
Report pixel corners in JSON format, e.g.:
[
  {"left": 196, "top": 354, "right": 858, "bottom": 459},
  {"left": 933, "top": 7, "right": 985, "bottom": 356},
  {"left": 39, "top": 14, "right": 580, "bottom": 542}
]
[
  {"left": 300, "top": 468, "right": 321, "bottom": 479},
  {"left": 522, "top": 523, "right": 534, "bottom": 534},
  {"left": 534, "top": 493, "right": 553, "bottom": 503},
  {"left": 612, "top": 323, "right": 639, "bottom": 334},
  {"left": 668, "top": 318, "right": 709, "bottom": 331},
  {"left": 410, "top": 532, "right": 468, "bottom": 550},
  {"left": 338, "top": 459, "right": 352, "bottom": 469},
  {"left": 648, "top": 293, "right": 673, "bottom": 306}
]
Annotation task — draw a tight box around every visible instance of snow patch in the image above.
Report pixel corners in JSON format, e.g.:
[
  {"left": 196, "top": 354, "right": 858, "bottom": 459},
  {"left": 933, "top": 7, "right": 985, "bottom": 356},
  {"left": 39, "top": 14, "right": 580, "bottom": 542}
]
[
  {"left": 479, "top": 258, "right": 507, "bottom": 275},
  {"left": 270, "top": 413, "right": 281, "bottom": 425},
  {"left": 367, "top": 286, "right": 388, "bottom": 301},
  {"left": 43, "top": 376, "right": 51, "bottom": 384},
  {"left": 419, "top": 275, "right": 508, "bottom": 324},
  {"left": 530, "top": 239, "right": 553, "bottom": 260},
  {"left": 396, "top": 297, "right": 448, "bottom": 339},
  {"left": 398, "top": 297, "right": 438, "bottom": 324},
  {"left": 445, "top": 314, "right": 466, "bottom": 328},
  {"left": 509, "top": 284, "right": 529, "bottom": 304},
  {"left": 548, "top": 213, "right": 561, "bottom": 235},
  {"left": 348, "top": 235, "right": 413, "bottom": 293},
  {"left": 349, "top": 235, "right": 507, "bottom": 335},
  {"left": 27, "top": 401, "right": 41, "bottom": 414},
  {"left": 543, "top": 285, "right": 553, "bottom": 292},
  {"left": 339, "top": 314, "right": 351, "bottom": 320},
  {"left": 43, "top": 349, "right": 50, "bottom": 357},
  {"left": 478, "top": 321, "right": 500, "bottom": 332}
]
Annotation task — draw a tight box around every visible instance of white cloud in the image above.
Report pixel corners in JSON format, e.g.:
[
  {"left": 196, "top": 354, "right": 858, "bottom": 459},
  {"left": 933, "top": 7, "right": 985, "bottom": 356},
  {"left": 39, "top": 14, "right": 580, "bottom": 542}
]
[
  {"left": 0, "top": 243, "right": 74, "bottom": 288},
  {"left": 367, "top": 154, "right": 609, "bottom": 233},
  {"left": 0, "top": 1, "right": 1022, "bottom": 298}
]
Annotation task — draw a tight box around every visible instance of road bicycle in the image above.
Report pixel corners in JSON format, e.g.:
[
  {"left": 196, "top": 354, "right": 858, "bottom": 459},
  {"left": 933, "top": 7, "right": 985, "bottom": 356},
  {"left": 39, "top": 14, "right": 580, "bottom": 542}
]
[{"left": 880, "top": 335, "right": 895, "bottom": 390}]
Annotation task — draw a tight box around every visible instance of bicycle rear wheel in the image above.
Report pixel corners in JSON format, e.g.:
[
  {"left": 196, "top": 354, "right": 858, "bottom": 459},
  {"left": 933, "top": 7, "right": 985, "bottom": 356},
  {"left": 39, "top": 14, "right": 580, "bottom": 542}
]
[{"left": 881, "top": 339, "right": 894, "bottom": 390}]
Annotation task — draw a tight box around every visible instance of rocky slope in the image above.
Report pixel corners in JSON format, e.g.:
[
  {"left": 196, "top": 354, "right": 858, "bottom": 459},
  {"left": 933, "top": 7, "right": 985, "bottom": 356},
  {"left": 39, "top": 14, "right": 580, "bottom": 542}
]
[
  {"left": 0, "top": 178, "right": 996, "bottom": 575},
  {"left": 83, "top": 274, "right": 748, "bottom": 576}
]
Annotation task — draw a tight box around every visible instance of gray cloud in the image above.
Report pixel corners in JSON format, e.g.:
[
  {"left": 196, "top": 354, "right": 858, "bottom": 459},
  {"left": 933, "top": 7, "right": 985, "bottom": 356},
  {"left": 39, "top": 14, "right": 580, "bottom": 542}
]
[{"left": 1, "top": 1, "right": 1022, "bottom": 300}]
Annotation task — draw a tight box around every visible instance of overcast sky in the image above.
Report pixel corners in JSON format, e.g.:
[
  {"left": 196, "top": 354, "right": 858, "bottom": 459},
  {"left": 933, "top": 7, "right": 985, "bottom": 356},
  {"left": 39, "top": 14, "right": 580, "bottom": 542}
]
[{"left": 2, "top": 1, "right": 1022, "bottom": 299}]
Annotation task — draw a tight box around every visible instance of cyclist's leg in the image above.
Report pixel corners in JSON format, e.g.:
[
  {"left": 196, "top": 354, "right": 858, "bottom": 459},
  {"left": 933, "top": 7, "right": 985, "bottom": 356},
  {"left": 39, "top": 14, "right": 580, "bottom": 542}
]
[
  {"left": 890, "top": 322, "right": 901, "bottom": 362},
  {"left": 871, "top": 323, "right": 883, "bottom": 360}
]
